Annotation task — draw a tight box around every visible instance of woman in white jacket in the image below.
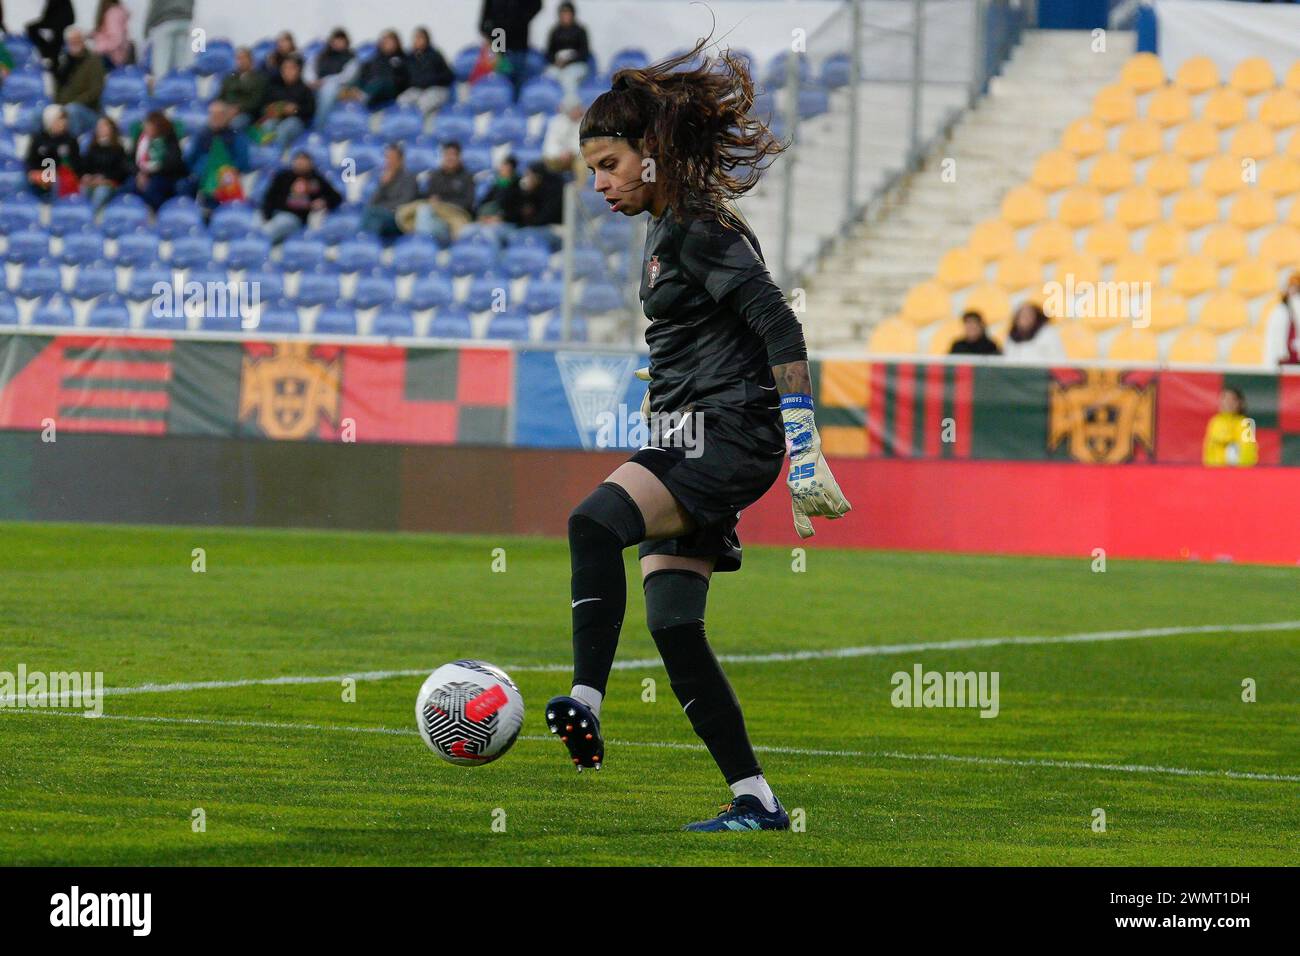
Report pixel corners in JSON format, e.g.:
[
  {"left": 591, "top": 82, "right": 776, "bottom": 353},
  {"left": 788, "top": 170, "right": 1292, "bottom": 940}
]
[{"left": 1002, "top": 302, "right": 1066, "bottom": 363}]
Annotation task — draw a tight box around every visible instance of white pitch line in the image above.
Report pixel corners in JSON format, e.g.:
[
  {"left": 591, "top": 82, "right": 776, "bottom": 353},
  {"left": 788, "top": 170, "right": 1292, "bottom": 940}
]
[
  {"left": 6, "top": 709, "right": 1298, "bottom": 783},
  {"left": 5, "top": 618, "right": 1299, "bottom": 704}
]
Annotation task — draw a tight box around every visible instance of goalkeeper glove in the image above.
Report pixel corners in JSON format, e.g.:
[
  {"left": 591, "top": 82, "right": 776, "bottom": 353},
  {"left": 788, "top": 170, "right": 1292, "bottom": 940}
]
[
  {"left": 781, "top": 393, "right": 851, "bottom": 539},
  {"left": 634, "top": 366, "right": 651, "bottom": 421}
]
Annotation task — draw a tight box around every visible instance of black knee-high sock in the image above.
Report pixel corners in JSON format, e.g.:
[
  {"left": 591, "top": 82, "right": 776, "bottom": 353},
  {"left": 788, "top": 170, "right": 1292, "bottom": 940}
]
[
  {"left": 569, "top": 483, "right": 645, "bottom": 696},
  {"left": 645, "top": 569, "right": 762, "bottom": 784}
]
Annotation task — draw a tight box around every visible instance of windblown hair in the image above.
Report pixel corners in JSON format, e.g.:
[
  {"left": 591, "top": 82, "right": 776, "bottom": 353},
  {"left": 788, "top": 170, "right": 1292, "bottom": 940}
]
[{"left": 579, "top": 33, "right": 789, "bottom": 229}]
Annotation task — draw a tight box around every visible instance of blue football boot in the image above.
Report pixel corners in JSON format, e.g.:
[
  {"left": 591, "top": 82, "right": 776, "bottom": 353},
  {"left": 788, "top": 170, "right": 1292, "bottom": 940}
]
[
  {"left": 544, "top": 695, "right": 603, "bottom": 771},
  {"left": 683, "top": 794, "right": 790, "bottom": 832}
]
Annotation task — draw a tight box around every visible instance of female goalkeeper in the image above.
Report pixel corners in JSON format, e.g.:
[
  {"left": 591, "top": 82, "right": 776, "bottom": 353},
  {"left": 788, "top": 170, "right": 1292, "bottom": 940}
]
[{"left": 545, "top": 37, "right": 851, "bottom": 832}]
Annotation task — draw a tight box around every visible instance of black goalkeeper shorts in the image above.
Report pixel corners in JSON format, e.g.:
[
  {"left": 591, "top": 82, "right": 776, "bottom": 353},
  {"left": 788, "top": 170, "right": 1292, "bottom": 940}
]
[{"left": 630, "top": 405, "right": 786, "bottom": 573}]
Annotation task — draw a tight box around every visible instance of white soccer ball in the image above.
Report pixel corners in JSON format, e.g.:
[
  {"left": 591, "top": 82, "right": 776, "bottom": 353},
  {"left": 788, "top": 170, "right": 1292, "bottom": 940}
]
[{"left": 415, "top": 660, "right": 525, "bottom": 765}]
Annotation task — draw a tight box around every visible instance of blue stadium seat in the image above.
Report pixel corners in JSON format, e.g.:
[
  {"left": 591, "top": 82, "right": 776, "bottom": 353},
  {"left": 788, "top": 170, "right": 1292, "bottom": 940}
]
[
  {"left": 373, "top": 305, "right": 414, "bottom": 337},
  {"left": 17, "top": 263, "right": 63, "bottom": 299},
  {"left": 2, "top": 36, "right": 35, "bottom": 70},
  {"left": 346, "top": 142, "right": 385, "bottom": 175},
  {"left": 127, "top": 267, "right": 172, "bottom": 302},
  {"left": 486, "top": 112, "right": 528, "bottom": 147},
  {"left": 87, "top": 296, "right": 131, "bottom": 328},
  {"left": 0, "top": 198, "right": 41, "bottom": 235},
  {"left": 579, "top": 281, "right": 623, "bottom": 313},
  {"left": 317, "top": 209, "right": 364, "bottom": 247},
  {"left": 468, "top": 74, "right": 513, "bottom": 113},
  {"left": 451, "top": 45, "right": 483, "bottom": 83},
  {"left": 431, "top": 111, "right": 475, "bottom": 147},
  {"left": 520, "top": 76, "right": 564, "bottom": 114},
  {"left": 152, "top": 71, "right": 198, "bottom": 108},
  {"left": 0, "top": 293, "right": 18, "bottom": 325},
  {"left": 355, "top": 41, "right": 378, "bottom": 64},
  {"left": 351, "top": 273, "right": 397, "bottom": 310},
  {"left": 244, "top": 271, "right": 285, "bottom": 302},
  {"left": 485, "top": 310, "right": 531, "bottom": 341},
  {"left": 34, "top": 295, "right": 75, "bottom": 326},
  {"left": 448, "top": 241, "right": 498, "bottom": 277},
  {"left": 0, "top": 170, "right": 26, "bottom": 198},
  {"left": 392, "top": 238, "right": 440, "bottom": 275},
  {"left": 608, "top": 48, "right": 649, "bottom": 73},
  {"left": 156, "top": 197, "right": 205, "bottom": 240},
  {"left": 114, "top": 232, "right": 161, "bottom": 268},
  {"left": 459, "top": 144, "right": 493, "bottom": 175},
  {"left": 168, "top": 235, "right": 214, "bottom": 269},
  {"left": 60, "top": 232, "right": 105, "bottom": 266},
  {"left": 508, "top": 225, "right": 560, "bottom": 252},
  {"left": 798, "top": 87, "right": 830, "bottom": 120},
  {"left": 48, "top": 200, "right": 93, "bottom": 237},
  {"left": 100, "top": 197, "right": 149, "bottom": 238},
  {"left": 193, "top": 42, "right": 236, "bottom": 77},
  {"left": 10, "top": 99, "right": 51, "bottom": 136},
  {"left": 428, "top": 306, "right": 473, "bottom": 339},
  {"left": 102, "top": 70, "right": 148, "bottom": 109},
  {"left": 324, "top": 107, "right": 371, "bottom": 143},
  {"left": 543, "top": 314, "right": 588, "bottom": 341},
  {"left": 405, "top": 146, "right": 439, "bottom": 175},
  {"left": 764, "top": 51, "right": 813, "bottom": 89},
  {"left": 1, "top": 71, "right": 45, "bottom": 106},
  {"left": 465, "top": 274, "right": 509, "bottom": 313},
  {"left": 408, "top": 274, "right": 455, "bottom": 311},
  {"left": 503, "top": 244, "right": 550, "bottom": 279},
  {"left": 5, "top": 231, "right": 48, "bottom": 265},
  {"left": 332, "top": 238, "right": 382, "bottom": 274},
  {"left": 253, "top": 303, "right": 301, "bottom": 334},
  {"left": 143, "top": 310, "right": 187, "bottom": 331},
  {"left": 247, "top": 143, "right": 282, "bottom": 172},
  {"left": 523, "top": 277, "right": 563, "bottom": 314},
  {"left": 378, "top": 106, "right": 424, "bottom": 141},
  {"left": 293, "top": 272, "right": 341, "bottom": 307},
  {"left": 596, "top": 215, "right": 634, "bottom": 253},
  {"left": 225, "top": 235, "right": 272, "bottom": 271},
  {"left": 72, "top": 265, "right": 118, "bottom": 301},
  {"left": 821, "top": 53, "right": 852, "bottom": 89},
  {"left": 279, "top": 237, "right": 327, "bottom": 272},
  {"left": 578, "top": 74, "right": 610, "bottom": 107},
  {"left": 314, "top": 307, "right": 356, "bottom": 335},
  {"left": 572, "top": 245, "right": 606, "bottom": 281},
  {"left": 209, "top": 203, "right": 258, "bottom": 242}
]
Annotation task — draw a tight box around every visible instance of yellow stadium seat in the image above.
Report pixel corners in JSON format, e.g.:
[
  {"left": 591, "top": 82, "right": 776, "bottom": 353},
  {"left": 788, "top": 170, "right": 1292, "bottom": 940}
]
[
  {"left": 1108, "top": 327, "right": 1161, "bottom": 362},
  {"left": 1259, "top": 156, "right": 1300, "bottom": 196},
  {"left": 1147, "top": 288, "right": 1189, "bottom": 331},
  {"left": 1057, "top": 185, "right": 1105, "bottom": 229},
  {"left": 1088, "top": 152, "right": 1136, "bottom": 193},
  {"left": 1083, "top": 220, "right": 1131, "bottom": 262},
  {"left": 1025, "top": 221, "right": 1075, "bottom": 262},
  {"left": 1227, "top": 331, "right": 1267, "bottom": 366},
  {"left": 1093, "top": 84, "right": 1137, "bottom": 126},
  {"left": 1198, "top": 290, "right": 1249, "bottom": 332},
  {"left": 1144, "top": 153, "right": 1191, "bottom": 194},
  {"left": 927, "top": 319, "right": 965, "bottom": 356},
  {"left": 1229, "top": 57, "right": 1276, "bottom": 96},
  {"left": 1053, "top": 252, "right": 1102, "bottom": 288},
  {"left": 1030, "top": 150, "right": 1078, "bottom": 192},
  {"left": 1286, "top": 61, "right": 1300, "bottom": 95},
  {"left": 1175, "top": 56, "right": 1220, "bottom": 94},
  {"left": 1115, "top": 185, "right": 1162, "bottom": 230},
  {"left": 936, "top": 247, "right": 984, "bottom": 289},
  {"left": 1061, "top": 117, "right": 1108, "bottom": 157},
  {"left": 1199, "top": 223, "right": 1248, "bottom": 265},
  {"left": 868, "top": 318, "right": 920, "bottom": 355},
  {"left": 995, "top": 252, "right": 1043, "bottom": 292},
  {"left": 1121, "top": 53, "right": 1165, "bottom": 93},
  {"left": 1147, "top": 85, "right": 1192, "bottom": 127},
  {"left": 1201, "top": 155, "right": 1248, "bottom": 197},
  {"left": 1257, "top": 224, "right": 1300, "bottom": 267},
  {"left": 1112, "top": 253, "right": 1160, "bottom": 286},
  {"left": 1116, "top": 119, "right": 1164, "bottom": 159},
  {"left": 1287, "top": 132, "right": 1300, "bottom": 163},
  {"left": 1170, "top": 255, "right": 1220, "bottom": 298},
  {"left": 961, "top": 283, "right": 1012, "bottom": 322},
  {"left": 1173, "top": 120, "right": 1221, "bottom": 162},
  {"left": 969, "top": 218, "right": 1018, "bottom": 261},
  {"left": 1203, "top": 88, "right": 1247, "bottom": 129},
  {"left": 1259, "top": 89, "right": 1300, "bottom": 130},
  {"left": 1058, "top": 322, "right": 1099, "bottom": 359},
  {"left": 1172, "top": 188, "right": 1220, "bottom": 231},
  {"left": 1228, "top": 190, "right": 1276, "bottom": 231},
  {"left": 1143, "top": 221, "right": 1189, "bottom": 264},
  {"left": 1230, "top": 260, "right": 1279, "bottom": 298},
  {"left": 1228, "top": 121, "right": 1275, "bottom": 159},
  {"left": 1167, "top": 327, "right": 1220, "bottom": 364},
  {"left": 901, "top": 281, "right": 952, "bottom": 325},
  {"left": 1001, "top": 184, "right": 1048, "bottom": 228}
]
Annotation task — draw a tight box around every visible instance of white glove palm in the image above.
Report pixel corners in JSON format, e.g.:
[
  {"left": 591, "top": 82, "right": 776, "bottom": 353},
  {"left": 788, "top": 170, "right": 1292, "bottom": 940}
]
[
  {"left": 781, "top": 395, "right": 851, "bottom": 538},
  {"left": 635, "top": 366, "right": 651, "bottom": 421}
]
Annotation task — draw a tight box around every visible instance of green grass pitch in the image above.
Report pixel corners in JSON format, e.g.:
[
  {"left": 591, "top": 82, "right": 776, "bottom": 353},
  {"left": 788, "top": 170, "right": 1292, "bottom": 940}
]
[{"left": 0, "top": 521, "right": 1296, "bottom": 866}]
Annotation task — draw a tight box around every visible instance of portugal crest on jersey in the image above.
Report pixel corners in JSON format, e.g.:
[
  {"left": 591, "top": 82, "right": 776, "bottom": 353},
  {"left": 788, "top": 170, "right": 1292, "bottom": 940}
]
[{"left": 647, "top": 254, "right": 660, "bottom": 288}]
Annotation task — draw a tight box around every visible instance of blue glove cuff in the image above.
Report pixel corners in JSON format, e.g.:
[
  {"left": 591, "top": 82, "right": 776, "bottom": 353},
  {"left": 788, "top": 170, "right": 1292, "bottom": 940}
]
[{"left": 780, "top": 393, "right": 814, "bottom": 411}]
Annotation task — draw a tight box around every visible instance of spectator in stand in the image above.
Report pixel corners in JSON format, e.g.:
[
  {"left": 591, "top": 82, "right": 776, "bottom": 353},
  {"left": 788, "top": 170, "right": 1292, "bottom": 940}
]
[
  {"left": 184, "top": 100, "right": 250, "bottom": 213},
  {"left": 396, "top": 27, "right": 454, "bottom": 117},
  {"left": 949, "top": 310, "right": 1001, "bottom": 355},
  {"left": 1002, "top": 302, "right": 1065, "bottom": 363},
  {"left": 1203, "top": 387, "right": 1258, "bottom": 467},
  {"left": 398, "top": 140, "right": 476, "bottom": 243},
  {"left": 79, "top": 115, "right": 131, "bottom": 209},
  {"left": 475, "top": 155, "right": 521, "bottom": 223},
  {"left": 544, "top": 2, "right": 590, "bottom": 102},
  {"left": 1264, "top": 270, "right": 1300, "bottom": 366},
  {"left": 542, "top": 96, "right": 584, "bottom": 179},
  {"left": 307, "top": 28, "right": 359, "bottom": 130},
  {"left": 479, "top": 0, "right": 542, "bottom": 98},
  {"left": 54, "top": 28, "right": 106, "bottom": 139},
  {"left": 515, "top": 160, "right": 563, "bottom": 227},
  {"left": 260, "top": 55, "right": 315, "bottom": 149},
  {"left": 145, "top": 0, "right": 194, "bottom": 79},
  {"left": 220, "top": 47, "right": 269, "bottom": 130},
  {"left": 0, "top": 37, "right": 13, "bottom": 80},
  {"left": 26, "top": 104, "right": 80, "bottom": 200},
  {"left": 91, "top": 0, "right": 132, "bottom": 70},
  {"left": 361, "top": 143, "right": 419, "bottom": 241},
  {"left": 262, "top": 31, "right": 297, "bottom": 80},
  {"left": 126, "top": 109, "right": 185, "bottom": 210},
  {"left": 261, "top": 150, "right": 342, "bottom": 244},
  {"left": 339, "top": 29, "right": 408, "bottom": 110},
  {"left": 25, "top": 0, "right": 75, "bottom": 66}
]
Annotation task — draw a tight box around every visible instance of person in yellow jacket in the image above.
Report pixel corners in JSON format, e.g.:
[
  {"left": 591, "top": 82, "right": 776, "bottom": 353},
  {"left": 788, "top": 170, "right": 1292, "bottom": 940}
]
[{"left": 1203, "top": 387, "right": 1258, "bottom": 467}]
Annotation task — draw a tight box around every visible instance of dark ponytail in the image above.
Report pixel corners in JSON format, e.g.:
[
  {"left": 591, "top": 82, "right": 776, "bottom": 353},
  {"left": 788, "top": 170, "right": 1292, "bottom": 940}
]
[{"left": 580, "top": 33, "right": 788, "bottom": 229}]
